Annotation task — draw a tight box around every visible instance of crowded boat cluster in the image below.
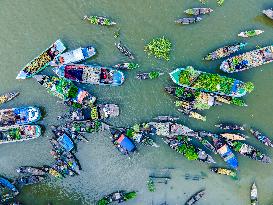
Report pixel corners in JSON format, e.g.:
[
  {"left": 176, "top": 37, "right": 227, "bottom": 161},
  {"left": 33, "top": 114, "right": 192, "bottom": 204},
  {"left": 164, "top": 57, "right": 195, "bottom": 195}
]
[{"left": 1, "top": 1, "right": 273, "bottom": 205}]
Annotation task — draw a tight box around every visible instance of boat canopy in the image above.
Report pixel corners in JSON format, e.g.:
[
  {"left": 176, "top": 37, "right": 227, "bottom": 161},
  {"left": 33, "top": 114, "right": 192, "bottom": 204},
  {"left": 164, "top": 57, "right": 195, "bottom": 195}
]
[
  {"left": 57, "top": 134, "right": 74, "bottom": 152},
  {"left": 117, "top": 134, "right": 136, "bottom": 152}
]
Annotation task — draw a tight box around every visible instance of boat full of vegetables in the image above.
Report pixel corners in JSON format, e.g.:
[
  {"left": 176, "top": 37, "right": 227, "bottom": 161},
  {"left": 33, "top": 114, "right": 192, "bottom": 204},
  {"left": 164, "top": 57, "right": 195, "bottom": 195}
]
[
  {"left": 33, "top": 75, "right": 96, "bottom": 108},
  {"left": 16, "top": 39, "right": 66, "bottom": 79},
  {"left": 238, "top": 30, "right": 264, "bottom": 38},
  {"left": 169, "top": 66, "right": 254, "bottom": 97},
  {"left": 83, "top": 15, "right": 116, "bottom": 26}
]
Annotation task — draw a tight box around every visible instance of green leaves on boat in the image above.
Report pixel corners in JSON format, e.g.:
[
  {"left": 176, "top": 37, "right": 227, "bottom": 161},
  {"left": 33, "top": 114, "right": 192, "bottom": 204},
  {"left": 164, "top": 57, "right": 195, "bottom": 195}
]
[
  {"left": 144, "top": 37, "right": 172, "bottom": 61},
  {"left": 147, "top": 178, "right": 156, "bottom": 192},
  {"left": 149, "top": 71, "right": 160, "bottom": 79},
  {"left": 124, "top": 192, "right": 137, "bottom": 201}
]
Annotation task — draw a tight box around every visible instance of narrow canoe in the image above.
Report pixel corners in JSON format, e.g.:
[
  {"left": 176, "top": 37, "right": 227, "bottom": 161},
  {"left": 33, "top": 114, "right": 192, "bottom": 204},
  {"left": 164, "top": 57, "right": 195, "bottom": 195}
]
[
  {"left": 238, "top": 30, "right": 264, "bottom": 38},
  {"left": 0, "top": 92, "right": 19, "bottom": 105},
  {"left": 175, "top": 17, "right": 202, "bottom": 24},
  {"left": 204, "top": 42, "right": 247, "bottom": 61},
  {"left": 184, "top": 8, "right": 213, "bottom": 15},
  {"left": 250, "top": 182, "right": 258, "bottom": 205}
]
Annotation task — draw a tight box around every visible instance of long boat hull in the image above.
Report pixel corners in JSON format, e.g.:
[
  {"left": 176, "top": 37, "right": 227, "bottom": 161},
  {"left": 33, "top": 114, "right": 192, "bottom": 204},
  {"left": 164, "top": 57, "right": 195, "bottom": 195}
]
[
  {"left": 220, "top": 45, "right": 273, "bottom": 73},
  {"left": 0, "top": 125, "right": 41, "bottom": 144},
  {"left": 175, "top": 17, "right": 202, "bottom": 24},
  {"left": 17, "top": 39, "right": 66, "bottom": 79},
  {"left": 49, "top": 46, "right": 96, "bottom": 67},
  {"left": 169, "top": 67, "right": 249, "bottom": 97},
  {"left": 204, "top": 42, "right": 247, "bottom": 61},
  {"left": 184, "top": 8, "right": 213, "bottom": 15},
  {"left": 0, "top": 92, "right": 19, "bottom": 105},
  {"left": 0, "top": 107, "right": 41, "bottom": 128},
  {"left": 53, "top": 64, "right": 125, "bottom": 86}
]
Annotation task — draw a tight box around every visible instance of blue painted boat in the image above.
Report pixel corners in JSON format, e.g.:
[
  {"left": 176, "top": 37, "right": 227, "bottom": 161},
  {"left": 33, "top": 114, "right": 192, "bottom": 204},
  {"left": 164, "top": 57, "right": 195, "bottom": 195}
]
[
  {"left": 0, "top": 107, "right": 41, "bottom": 128},
  {"left": 212, "top": 135, "right": 238, "bottom": 169},
  {"left": 16, "top": 39, "right": 66, "bottom": 79},
  {"left": 49, "top": 46, "right": 96, "bottom": 67},
  {"left": 0, "top": 177, "right": 19, "bottom": 195},
  {"left": 53, "top": 64, "right": 125, "bottom": 86},
  {"left": 57, "top": 133, "right": 74, "bottom": 152}
]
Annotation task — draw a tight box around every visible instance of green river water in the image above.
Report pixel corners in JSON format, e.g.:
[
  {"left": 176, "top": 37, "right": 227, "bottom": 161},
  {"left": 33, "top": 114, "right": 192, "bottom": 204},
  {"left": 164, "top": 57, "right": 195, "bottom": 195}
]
[{"left": 1, "top": 0, "right": 273, "bottom": 204}]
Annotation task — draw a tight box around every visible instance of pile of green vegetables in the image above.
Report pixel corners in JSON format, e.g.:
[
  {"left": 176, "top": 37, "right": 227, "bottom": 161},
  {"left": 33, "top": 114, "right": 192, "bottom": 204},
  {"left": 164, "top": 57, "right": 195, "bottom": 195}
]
[{"left": 144, "top": 37, "right": 171, "bottom": 61}]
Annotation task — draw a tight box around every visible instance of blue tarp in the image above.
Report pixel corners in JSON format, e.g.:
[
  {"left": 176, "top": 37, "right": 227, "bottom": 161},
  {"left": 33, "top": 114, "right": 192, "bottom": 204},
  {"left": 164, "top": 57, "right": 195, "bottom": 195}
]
[
  {"left": 119, "top": 136, "right": 136, "bottom": 152},
  {"left": 58, "top": 134, "right": 74, "bottom": 152},
  {"left": 0, "top": 178, "right": 18, "bottom": 193}
]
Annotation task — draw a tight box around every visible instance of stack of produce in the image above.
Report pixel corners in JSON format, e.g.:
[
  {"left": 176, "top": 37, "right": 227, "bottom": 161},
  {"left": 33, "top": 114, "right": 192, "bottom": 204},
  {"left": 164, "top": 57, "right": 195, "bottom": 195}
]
[{"left": 167, "top": 66, "right": 251, "bottom": 120}]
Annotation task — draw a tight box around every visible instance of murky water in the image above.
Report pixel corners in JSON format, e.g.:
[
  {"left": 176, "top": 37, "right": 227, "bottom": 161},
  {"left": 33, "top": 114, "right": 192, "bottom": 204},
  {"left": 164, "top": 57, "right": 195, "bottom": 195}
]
[{"left": 1, "top": 0, "right": 273, "bottom": 204}]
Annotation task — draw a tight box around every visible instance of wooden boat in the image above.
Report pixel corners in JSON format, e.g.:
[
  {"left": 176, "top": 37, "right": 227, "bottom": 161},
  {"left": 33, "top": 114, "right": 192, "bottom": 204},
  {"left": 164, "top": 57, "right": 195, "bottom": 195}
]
[
  {"left": 175, "top": 17, "right": 202, "bottom": 24},
  {"left": 0, "top": 125, "right": 41, "bottom": 144},
  {"left": 263, "top": 9, "right": 273, "bottom": 20},
  {"left": 164, "top": 136, "right": 215, "bottom": 164},
  {"left": 115, "top": 41, "right": 135, "bottom": 60},
  {"left": 0, "top": 107, "right": 41, "bottom": 128},
  {"left": 0, "top": 92, "right": 19, "bottom": 105},
  {"left": 250, "top": 128, "right": 273, "bottom": 148},
  {"left": 113, "top": 62, "right": 139, "bottom": 70},
  {"left": 147, "top": 122, "right": 193, "bottom": 137},
  {"left": 185, "top": 190, "right": 205, "bottom": 205},
  {"left": 203, "top": 42, "right": 247, "bottom": 61},
  {"left": 15, "top": 175, "right": 45, "bottom": 186},
  {"left": 165, "top": 86, "right": 247, "bottom": 107},
  {"left": 136, "top": 71, "right": 164, "bottom": 80},
  {"left": 110, "top": 128, "right": 136, "bottom": 156},
  {"left": 53, "top": 64, "right": 125, "bottom": 86},
  {"left": 0, "top": 177, "right": 19, "bottom": 195},
  {"left": 33, "top": 75, "right": 96, "bottom": 107},
  {"left": 67, "top": 120, "right": 106, "bottom": 134},
  {"left": 250, "top": 182, "right": 258, "bottom": 205},
  {"left": 211, "top": 135, "right": 239, "bottom": 169},
  {"left": 16, "top": 39, "right": 66, "bottom": 79},
  {"left": 51, "top": 160, "right": 75, "bottom": 177},
  {"left": 238, "top": 30, "right": 264, "bottom": 38},
  {"left": 227, "top": 141, "right": 271, "bottom": 163},
  {"left": 220, "top": 45, "right": 273, "bottom": 73},
  {"left": 98, "top": 191, "right": 137, "bottom": 204},
  {"left": 51, "top": 150, "right": 81, "bottom": 175},
  {"left": 220, "top": 133, "right": 247, "bottom": 141},
  {"left": 83, "top": 15, "right": 116, "bottom": 26},
  {"left": 184, "top": 8, "right": 213, "bottom": 15},
  {"left": 16, "top": 166, "right": 49, "bottom": 175},
  {"left": 215, "top": 123, "right": 244, "bottom": 131},
  {"left": 210, "top": 167, "right": 237, "bottom": 179},
  {"left": 49, "top": 46, "right": 96, "bottom": 67},
  {"left": 178, "top": 109, "right": 206, "bottom": 121},
  {"left": 169, "top": 66, "right": 252, "bottom": 97}
]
